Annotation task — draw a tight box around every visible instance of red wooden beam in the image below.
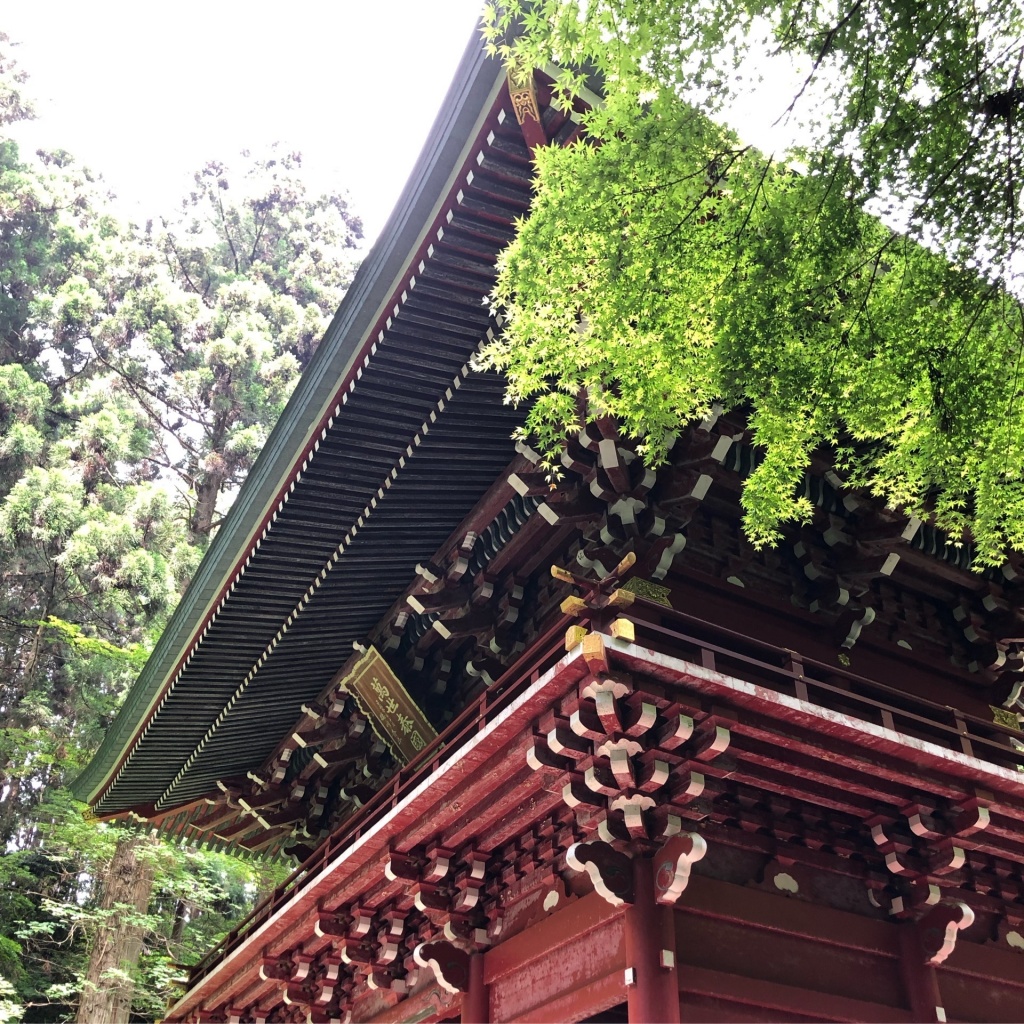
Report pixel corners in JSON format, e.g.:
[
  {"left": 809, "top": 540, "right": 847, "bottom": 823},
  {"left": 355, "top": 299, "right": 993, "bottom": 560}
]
[
  {"left": 486, "top": 892, "right": 625, "bottom": 1021},
  {"left": 677, "top": 874, "right": 897, "bottom": 955},
  {"left": 678, "top": 963, "right": 913, "bottom": 1023},
  {"left": 516, "top": 971, "right": 624, "bottom": 1023}
]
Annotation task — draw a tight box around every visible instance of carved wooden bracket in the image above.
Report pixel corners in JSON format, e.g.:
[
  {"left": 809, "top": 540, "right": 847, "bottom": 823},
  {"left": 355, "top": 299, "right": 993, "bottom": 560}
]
[
  {"left": 868, "top": 879, "right": 943, "bottom": 919},
  {"left": 653, "top": 833, "right": 707, "bottom": 905},
  {"left": 995, "top": 915, "right": 1024, "bottom": 953},
  {"left": 258, "top": 953, "right": 294, "bottom": 982},
  {"left": 192, "top": 702, "right": 384, "bottom": 858},
  {"left": 918, "top": 901, "right": 975, "bottom": 965},
  {"left": 566, "top": 831, "right": 707, "bottom": 908},
  {"left": 566, "top": 841, "right": 635, "bottom": 906},
  {"left": 413, "top": 939, "right": 472, "bottom": 994},
  {"left": 868, "top": 792, "right": 991, "bottom": 884},
  {"left": 309, "top": 899, "right": 418, "bottom": 1005}
]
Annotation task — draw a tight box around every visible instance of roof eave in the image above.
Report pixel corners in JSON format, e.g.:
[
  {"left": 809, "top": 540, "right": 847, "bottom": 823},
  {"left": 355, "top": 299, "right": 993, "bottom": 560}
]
[{"left": 73, "top": 27, "right": 506, "bottom": 806}]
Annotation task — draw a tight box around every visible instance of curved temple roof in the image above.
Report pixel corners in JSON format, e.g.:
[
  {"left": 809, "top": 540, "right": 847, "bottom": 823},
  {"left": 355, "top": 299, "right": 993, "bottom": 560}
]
[{"left": 74, "top": 31, "right": 538, "bottom": 816}]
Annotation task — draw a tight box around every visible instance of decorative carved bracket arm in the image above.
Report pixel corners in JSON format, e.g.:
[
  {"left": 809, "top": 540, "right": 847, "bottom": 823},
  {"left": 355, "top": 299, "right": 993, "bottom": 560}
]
[
  {"left": 413, "top": 940, "right": 472, "bottom": 994},
  {"left": 918, "top": 901, "right": 975, "bottom": 965},
  {"left": 653, "top": 833, "right": 707, "bottom": 905},
  {"left": 566, "top": 840, "right": 635, "bottom": 906}
]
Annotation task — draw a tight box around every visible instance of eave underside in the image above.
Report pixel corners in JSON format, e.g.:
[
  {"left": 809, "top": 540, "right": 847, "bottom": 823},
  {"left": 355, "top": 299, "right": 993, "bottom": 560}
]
[{"left": 86, "top": 69, "right": 551, "bottom": 815}]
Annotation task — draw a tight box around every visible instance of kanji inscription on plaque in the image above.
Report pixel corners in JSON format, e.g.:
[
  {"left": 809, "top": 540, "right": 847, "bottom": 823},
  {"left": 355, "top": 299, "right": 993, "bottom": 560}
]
[{"left": 340, "top": 647, "right": 437, "bottom": 763}]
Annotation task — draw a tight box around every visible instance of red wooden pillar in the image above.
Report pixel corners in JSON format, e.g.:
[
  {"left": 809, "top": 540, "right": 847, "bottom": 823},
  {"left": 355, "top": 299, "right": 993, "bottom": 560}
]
[
  {"left": 898, "top": 923, "right": 945, "bottom": 1023},
  {"left": 624, "top": 855, "right": 680, "bottom": 1024},
  {"left": 461, "top": 952, "right": 488, "bottom": 1023}
]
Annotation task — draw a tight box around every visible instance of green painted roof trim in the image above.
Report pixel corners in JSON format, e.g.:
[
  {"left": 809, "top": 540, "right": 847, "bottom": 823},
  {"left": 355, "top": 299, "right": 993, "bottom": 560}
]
[{"left": 73, "top": 30, "right": 505, "bottom": 806}]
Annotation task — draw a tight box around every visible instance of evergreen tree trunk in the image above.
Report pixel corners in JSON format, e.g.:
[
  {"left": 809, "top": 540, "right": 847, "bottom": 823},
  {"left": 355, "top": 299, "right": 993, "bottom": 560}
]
[
  {"left": 0, "top": 776, "right": 22, "bottom": 848},
  {"left": 170, "top": 898, "right": 188, "bottom": 946},
  {"left": 191, "top": 471, "right": 225, "bottom": 542},
  {"left": 77, "top": 833, "right": 156, "bottom": 1024}
]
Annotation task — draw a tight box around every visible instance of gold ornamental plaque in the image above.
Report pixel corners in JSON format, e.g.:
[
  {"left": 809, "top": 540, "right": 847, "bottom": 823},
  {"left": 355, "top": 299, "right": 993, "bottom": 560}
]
[{"left": 341, "top": 647, "right": 437, "bottom": 764}]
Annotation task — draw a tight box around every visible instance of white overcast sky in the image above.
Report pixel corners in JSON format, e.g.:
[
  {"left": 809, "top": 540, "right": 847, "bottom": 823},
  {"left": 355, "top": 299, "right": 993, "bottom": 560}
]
[
  {"left": 3, "top": 1, "right": 817, "bottom": 248},
  {"left": 4, "top": 0, "right": 487, "bottom": 243}
]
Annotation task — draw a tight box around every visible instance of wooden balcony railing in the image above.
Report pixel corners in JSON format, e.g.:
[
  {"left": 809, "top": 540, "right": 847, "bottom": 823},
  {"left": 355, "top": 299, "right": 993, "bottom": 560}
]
[{"left": 620, "top": 604, "right": 1024, "bottom": 775}]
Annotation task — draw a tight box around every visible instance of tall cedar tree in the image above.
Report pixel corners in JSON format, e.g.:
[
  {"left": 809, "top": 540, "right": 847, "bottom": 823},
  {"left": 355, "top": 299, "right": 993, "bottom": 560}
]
[{"left": 0, "top": 31, "right": 360, "bottom": 1022}]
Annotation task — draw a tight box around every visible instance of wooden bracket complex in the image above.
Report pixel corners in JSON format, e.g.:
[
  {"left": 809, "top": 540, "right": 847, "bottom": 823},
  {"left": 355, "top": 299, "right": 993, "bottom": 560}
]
[{"left": 566, "top": 831, "right": 707, "bottom": 909}]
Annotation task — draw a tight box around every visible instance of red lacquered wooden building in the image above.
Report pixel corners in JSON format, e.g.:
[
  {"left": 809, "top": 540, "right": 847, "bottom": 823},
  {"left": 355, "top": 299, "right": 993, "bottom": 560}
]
[{"left": 75, "top": 28, "right": 1024, "bottom": 1024}]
